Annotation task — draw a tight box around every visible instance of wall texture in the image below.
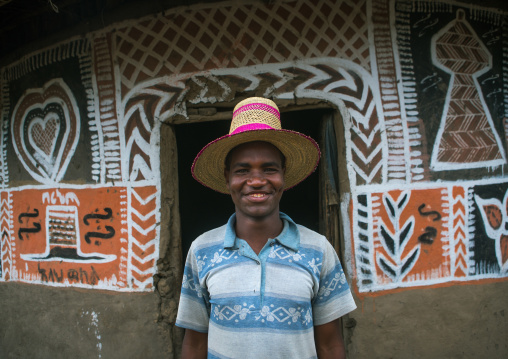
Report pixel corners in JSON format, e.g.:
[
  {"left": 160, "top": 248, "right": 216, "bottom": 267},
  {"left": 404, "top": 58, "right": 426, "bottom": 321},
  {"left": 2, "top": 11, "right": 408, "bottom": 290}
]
[{"left": 0, "top": 0, "right": 507, "bottom": 358}]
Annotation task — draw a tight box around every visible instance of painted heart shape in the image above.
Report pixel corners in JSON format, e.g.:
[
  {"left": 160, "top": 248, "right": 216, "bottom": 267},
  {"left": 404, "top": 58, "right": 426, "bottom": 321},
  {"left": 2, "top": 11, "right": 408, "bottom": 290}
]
[
  {"left": 11, "top": 79, "right": 80, "bottom": 184},
  {"left": 28, "top": 113, "right": 61, "bottom": 173}
]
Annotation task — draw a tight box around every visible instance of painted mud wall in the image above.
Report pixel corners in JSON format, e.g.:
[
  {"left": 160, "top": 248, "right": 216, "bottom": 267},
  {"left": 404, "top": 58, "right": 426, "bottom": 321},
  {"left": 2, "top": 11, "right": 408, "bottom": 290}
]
[{"left": 0, "top": 0, "right": 507, "bottom": 358}]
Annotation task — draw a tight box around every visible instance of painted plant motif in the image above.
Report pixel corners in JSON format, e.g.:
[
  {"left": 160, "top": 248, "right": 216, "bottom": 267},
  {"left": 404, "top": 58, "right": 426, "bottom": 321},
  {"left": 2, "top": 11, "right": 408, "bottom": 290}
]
[
  {"left": 377, "top": 191, "right": 421, "bottom": 282},
  {"left": 475, "top": 192, "right": 508, "bottom": 273}
]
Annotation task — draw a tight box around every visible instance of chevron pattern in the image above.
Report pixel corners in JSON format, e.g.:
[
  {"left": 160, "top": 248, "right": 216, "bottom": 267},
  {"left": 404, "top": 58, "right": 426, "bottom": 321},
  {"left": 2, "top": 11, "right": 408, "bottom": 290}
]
[
  {"left": 121, "top": 58, "right": 384, "bottom": 186},
  {"left": 450, "top": 186, "right": 469, "bottom": 277},
  {"left": 304, "top": 64, "right": 384, "bottom": 185},
  {"left": 0, "top": 192, "right": 13, "bottom": 281},
  {"left": 188, "top": 60, "right": 385, "bottom": 186},
  {"left": 375, "top": 191, "right": 421, "bottom": 283},
  {"left": 122, "top": 83, "right": 184, "bottom": 182},
  {"left": 128, "top": 186, "right": 158, "bottom": 290},
  {"left": 114, "top": 0, "right": 369, "bottom": 92},
  {"left": 432, "top": 11, "right": 505, "bottom": 167}
]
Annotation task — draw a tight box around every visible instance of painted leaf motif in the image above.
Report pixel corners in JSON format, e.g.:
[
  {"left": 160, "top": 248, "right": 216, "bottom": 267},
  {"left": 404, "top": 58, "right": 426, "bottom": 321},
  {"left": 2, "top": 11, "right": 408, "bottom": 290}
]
[
  {"left": 483, "top": 204, "right": 502, "bottom": 230},
  {"left": 384, "top": 195, "right": 396, "bottom": 219},
  {"left": 380, "top": 224, "right": 396, "bottom": 256},
  {"left": 398, "top": 193, "right": 409, "bottom": 211},
  {"left": 474, "top": 195, "right": 504, "bottom": 239},
  {"left": 398, "top": 217, "right": 415, "bottom": 255},
  {"left": 377, "top": 252, "right": 397, "bottom": 281},
  {"left": 400, "top": 246, "right": 421, "bottom": 279}
]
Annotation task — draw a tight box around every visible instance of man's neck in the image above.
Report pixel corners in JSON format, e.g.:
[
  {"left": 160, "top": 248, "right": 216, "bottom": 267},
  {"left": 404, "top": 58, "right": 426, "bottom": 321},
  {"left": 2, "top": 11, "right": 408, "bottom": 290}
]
[{"left": 234, "top": 211, "right": 283, "bottom": 254}]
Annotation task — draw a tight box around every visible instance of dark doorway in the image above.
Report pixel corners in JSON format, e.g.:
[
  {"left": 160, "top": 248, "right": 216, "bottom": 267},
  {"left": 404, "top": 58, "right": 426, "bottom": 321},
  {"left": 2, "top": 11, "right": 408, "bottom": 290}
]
[{"left": 175, "top": 109, "right": 328, "bottom": 260}]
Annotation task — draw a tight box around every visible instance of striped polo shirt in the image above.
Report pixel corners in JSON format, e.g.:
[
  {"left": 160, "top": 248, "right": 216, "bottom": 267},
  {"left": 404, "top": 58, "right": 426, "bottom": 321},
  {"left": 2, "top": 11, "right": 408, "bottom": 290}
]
[{"left": 176, "top": 213, "right": 356, "bottom": 358}]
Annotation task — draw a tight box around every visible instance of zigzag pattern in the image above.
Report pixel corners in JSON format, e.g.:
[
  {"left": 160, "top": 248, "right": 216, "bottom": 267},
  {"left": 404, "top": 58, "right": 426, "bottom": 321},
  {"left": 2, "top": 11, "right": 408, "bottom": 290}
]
[
  {"left": 451, "top": 186, "right": 468, "bottom": 277},
  {"left": 122, "top": 83, "right": 183, "bottom": 182},
  {"left": 323, "top": 67, "right": 384, "bottom": 185},
  {"left": 0, "top": 192, "right": 13, "bottom": 280},
  {"left": 128, "top": 186, "right": 158, "bottom": 290},
  {"left": 122, "top": 58, "right": 384, "bottom": 186},
  {"left": 183, "top": 60, "right": 385, "bottom": 186}
]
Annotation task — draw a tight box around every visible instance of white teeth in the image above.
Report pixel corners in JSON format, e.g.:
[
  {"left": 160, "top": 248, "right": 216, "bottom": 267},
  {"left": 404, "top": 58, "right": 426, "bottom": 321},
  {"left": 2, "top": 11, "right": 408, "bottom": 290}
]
[{"left": 251, "top": 193, "right": 265, "bottom": 197}]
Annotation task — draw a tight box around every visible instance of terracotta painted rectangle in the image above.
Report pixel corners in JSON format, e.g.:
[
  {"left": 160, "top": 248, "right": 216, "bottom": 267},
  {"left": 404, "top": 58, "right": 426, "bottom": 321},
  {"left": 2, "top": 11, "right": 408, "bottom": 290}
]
[
  {"left": 352, "top": 183, "right": 508, "bottom": 296},
  {"left": 9, "top": 187, "right": 129, "bottom": 290}
]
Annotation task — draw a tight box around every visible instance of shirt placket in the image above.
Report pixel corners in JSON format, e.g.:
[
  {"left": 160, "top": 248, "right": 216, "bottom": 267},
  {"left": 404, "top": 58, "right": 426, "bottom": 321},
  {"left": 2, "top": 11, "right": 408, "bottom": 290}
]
[{"left": 238, "top": 238, "right": 276, "bottom": 307}]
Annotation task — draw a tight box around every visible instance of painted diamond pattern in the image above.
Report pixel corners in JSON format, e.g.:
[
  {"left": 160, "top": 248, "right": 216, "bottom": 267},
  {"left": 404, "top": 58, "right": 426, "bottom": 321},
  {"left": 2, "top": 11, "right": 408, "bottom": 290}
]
[{"left": 114, "top": 0, "right": 369, "bottom": 91}]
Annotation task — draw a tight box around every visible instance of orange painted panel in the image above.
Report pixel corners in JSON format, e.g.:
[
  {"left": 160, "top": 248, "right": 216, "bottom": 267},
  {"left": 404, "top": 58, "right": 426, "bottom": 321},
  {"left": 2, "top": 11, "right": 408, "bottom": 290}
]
[
  {"left": 371, "top": 189, "right": 448, "bottom": 285},
  {"left": 10, "top": 187, "right": 128, "bottom": 289}
]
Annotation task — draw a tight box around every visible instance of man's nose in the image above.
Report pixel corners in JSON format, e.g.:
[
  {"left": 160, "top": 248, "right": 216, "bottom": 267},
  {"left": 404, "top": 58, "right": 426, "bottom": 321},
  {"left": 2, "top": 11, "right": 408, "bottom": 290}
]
[{"left": 247, "top": 170, "right": 267, "bottom": 186}]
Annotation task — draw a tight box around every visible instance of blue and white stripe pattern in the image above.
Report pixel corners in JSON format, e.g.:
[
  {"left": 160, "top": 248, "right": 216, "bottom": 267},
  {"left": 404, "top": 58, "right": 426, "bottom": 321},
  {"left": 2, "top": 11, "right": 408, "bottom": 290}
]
[{"left": 176, "top": 213, "right": 356, "bottom": 358}]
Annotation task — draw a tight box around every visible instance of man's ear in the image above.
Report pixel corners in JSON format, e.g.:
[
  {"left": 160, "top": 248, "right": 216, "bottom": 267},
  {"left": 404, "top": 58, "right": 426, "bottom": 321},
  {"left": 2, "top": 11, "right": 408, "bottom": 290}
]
[{"left": 224, "top": 168, "right": 230, "bottom": 189}]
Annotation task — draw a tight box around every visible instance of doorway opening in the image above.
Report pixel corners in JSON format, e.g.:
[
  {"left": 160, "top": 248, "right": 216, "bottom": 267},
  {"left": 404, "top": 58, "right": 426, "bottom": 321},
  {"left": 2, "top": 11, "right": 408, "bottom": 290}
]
[{"left": 175, "top": 108, "right": 334, "bottom": 261}]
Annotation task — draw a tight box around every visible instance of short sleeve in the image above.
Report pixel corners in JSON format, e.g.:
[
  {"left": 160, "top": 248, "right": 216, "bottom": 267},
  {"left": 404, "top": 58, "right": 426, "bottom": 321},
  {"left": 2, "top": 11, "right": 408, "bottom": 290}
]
[
  {"left": 175, "top": 243, "right": 211, "bottom": 333},
  {"left": 312, "top": 241, "right": 356, "bottom": 326}
]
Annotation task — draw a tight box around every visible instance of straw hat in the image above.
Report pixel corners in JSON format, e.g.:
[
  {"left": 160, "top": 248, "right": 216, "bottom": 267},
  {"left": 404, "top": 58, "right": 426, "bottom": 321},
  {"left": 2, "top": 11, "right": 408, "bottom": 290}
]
[{"left": 191, "top": 97, "right": 320, "bottom": 194}]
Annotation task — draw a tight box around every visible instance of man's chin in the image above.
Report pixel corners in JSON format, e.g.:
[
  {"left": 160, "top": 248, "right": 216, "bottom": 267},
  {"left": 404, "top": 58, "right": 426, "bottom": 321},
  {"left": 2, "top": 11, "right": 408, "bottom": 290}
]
[{"left": 237, "top": 207, "right": 280, "bottom": 220}]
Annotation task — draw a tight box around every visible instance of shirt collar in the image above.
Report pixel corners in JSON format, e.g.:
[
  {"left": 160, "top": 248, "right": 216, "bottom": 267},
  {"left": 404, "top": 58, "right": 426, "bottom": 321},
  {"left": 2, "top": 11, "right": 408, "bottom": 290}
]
[{"left": 223, "top": 212, "right": 300, "bottom": 251}]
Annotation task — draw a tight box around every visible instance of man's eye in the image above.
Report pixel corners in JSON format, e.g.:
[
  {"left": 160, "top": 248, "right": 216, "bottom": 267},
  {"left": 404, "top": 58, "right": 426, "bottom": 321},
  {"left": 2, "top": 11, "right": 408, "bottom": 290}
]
[
  {"left": 235, "top": 169, "right": 248, "bottom": 174},
  {"left": 265, "top": 168, "right": 278, "bottom": 173}
]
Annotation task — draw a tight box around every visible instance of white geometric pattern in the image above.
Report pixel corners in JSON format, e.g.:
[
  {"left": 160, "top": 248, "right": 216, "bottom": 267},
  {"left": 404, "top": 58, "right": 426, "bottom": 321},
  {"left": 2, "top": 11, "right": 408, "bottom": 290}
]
[{"left": 114, "top": 0, "right": 370, "bottom": 90}]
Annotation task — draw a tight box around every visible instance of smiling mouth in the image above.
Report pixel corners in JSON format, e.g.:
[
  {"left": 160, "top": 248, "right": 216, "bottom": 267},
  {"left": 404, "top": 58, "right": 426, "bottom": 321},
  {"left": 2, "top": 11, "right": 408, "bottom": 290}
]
[{"left": 247, "top": 193, "right": 268, "bottom": 199}]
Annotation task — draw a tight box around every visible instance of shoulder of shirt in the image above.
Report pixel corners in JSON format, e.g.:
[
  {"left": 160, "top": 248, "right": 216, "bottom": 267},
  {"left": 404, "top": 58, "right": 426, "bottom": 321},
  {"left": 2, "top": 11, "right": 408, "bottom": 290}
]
[
  {"left": 295, "top": 223, "right": 331, "bottom": 249},
  {"left": 189, "top": 223, "right": 228, "bottom": 251}
]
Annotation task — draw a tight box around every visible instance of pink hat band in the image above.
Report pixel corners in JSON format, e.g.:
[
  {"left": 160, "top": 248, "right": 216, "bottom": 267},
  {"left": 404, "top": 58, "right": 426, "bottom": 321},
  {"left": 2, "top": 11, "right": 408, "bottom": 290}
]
[
  {"left": 230, "top": 123, "right": 274, "bottom": 135},
  {"left": 229, "top": 100, "right": 282, "bottom": 134},
  {"left": 232, "top": 103, "right": 280, "bottom": 119}
]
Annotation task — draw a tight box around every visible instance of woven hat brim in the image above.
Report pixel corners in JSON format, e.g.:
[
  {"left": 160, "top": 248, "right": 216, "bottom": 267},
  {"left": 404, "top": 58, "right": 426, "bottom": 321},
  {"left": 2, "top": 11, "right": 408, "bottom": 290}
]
[{"left": 192, "top": 129, "right": 320, "bottom": 194}]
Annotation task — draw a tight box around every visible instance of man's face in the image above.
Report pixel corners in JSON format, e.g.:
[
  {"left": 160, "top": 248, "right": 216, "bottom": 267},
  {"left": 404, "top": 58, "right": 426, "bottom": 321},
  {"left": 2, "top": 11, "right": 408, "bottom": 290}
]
[{"left": 224, "top": 141, "right": 285, "bottom": 222}]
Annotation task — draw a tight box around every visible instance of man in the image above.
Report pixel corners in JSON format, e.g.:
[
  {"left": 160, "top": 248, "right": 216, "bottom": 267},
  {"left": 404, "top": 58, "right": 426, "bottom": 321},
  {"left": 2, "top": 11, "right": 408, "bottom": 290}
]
[{"left": 176, "top": 97, "right": 356, "bottom": 358}]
